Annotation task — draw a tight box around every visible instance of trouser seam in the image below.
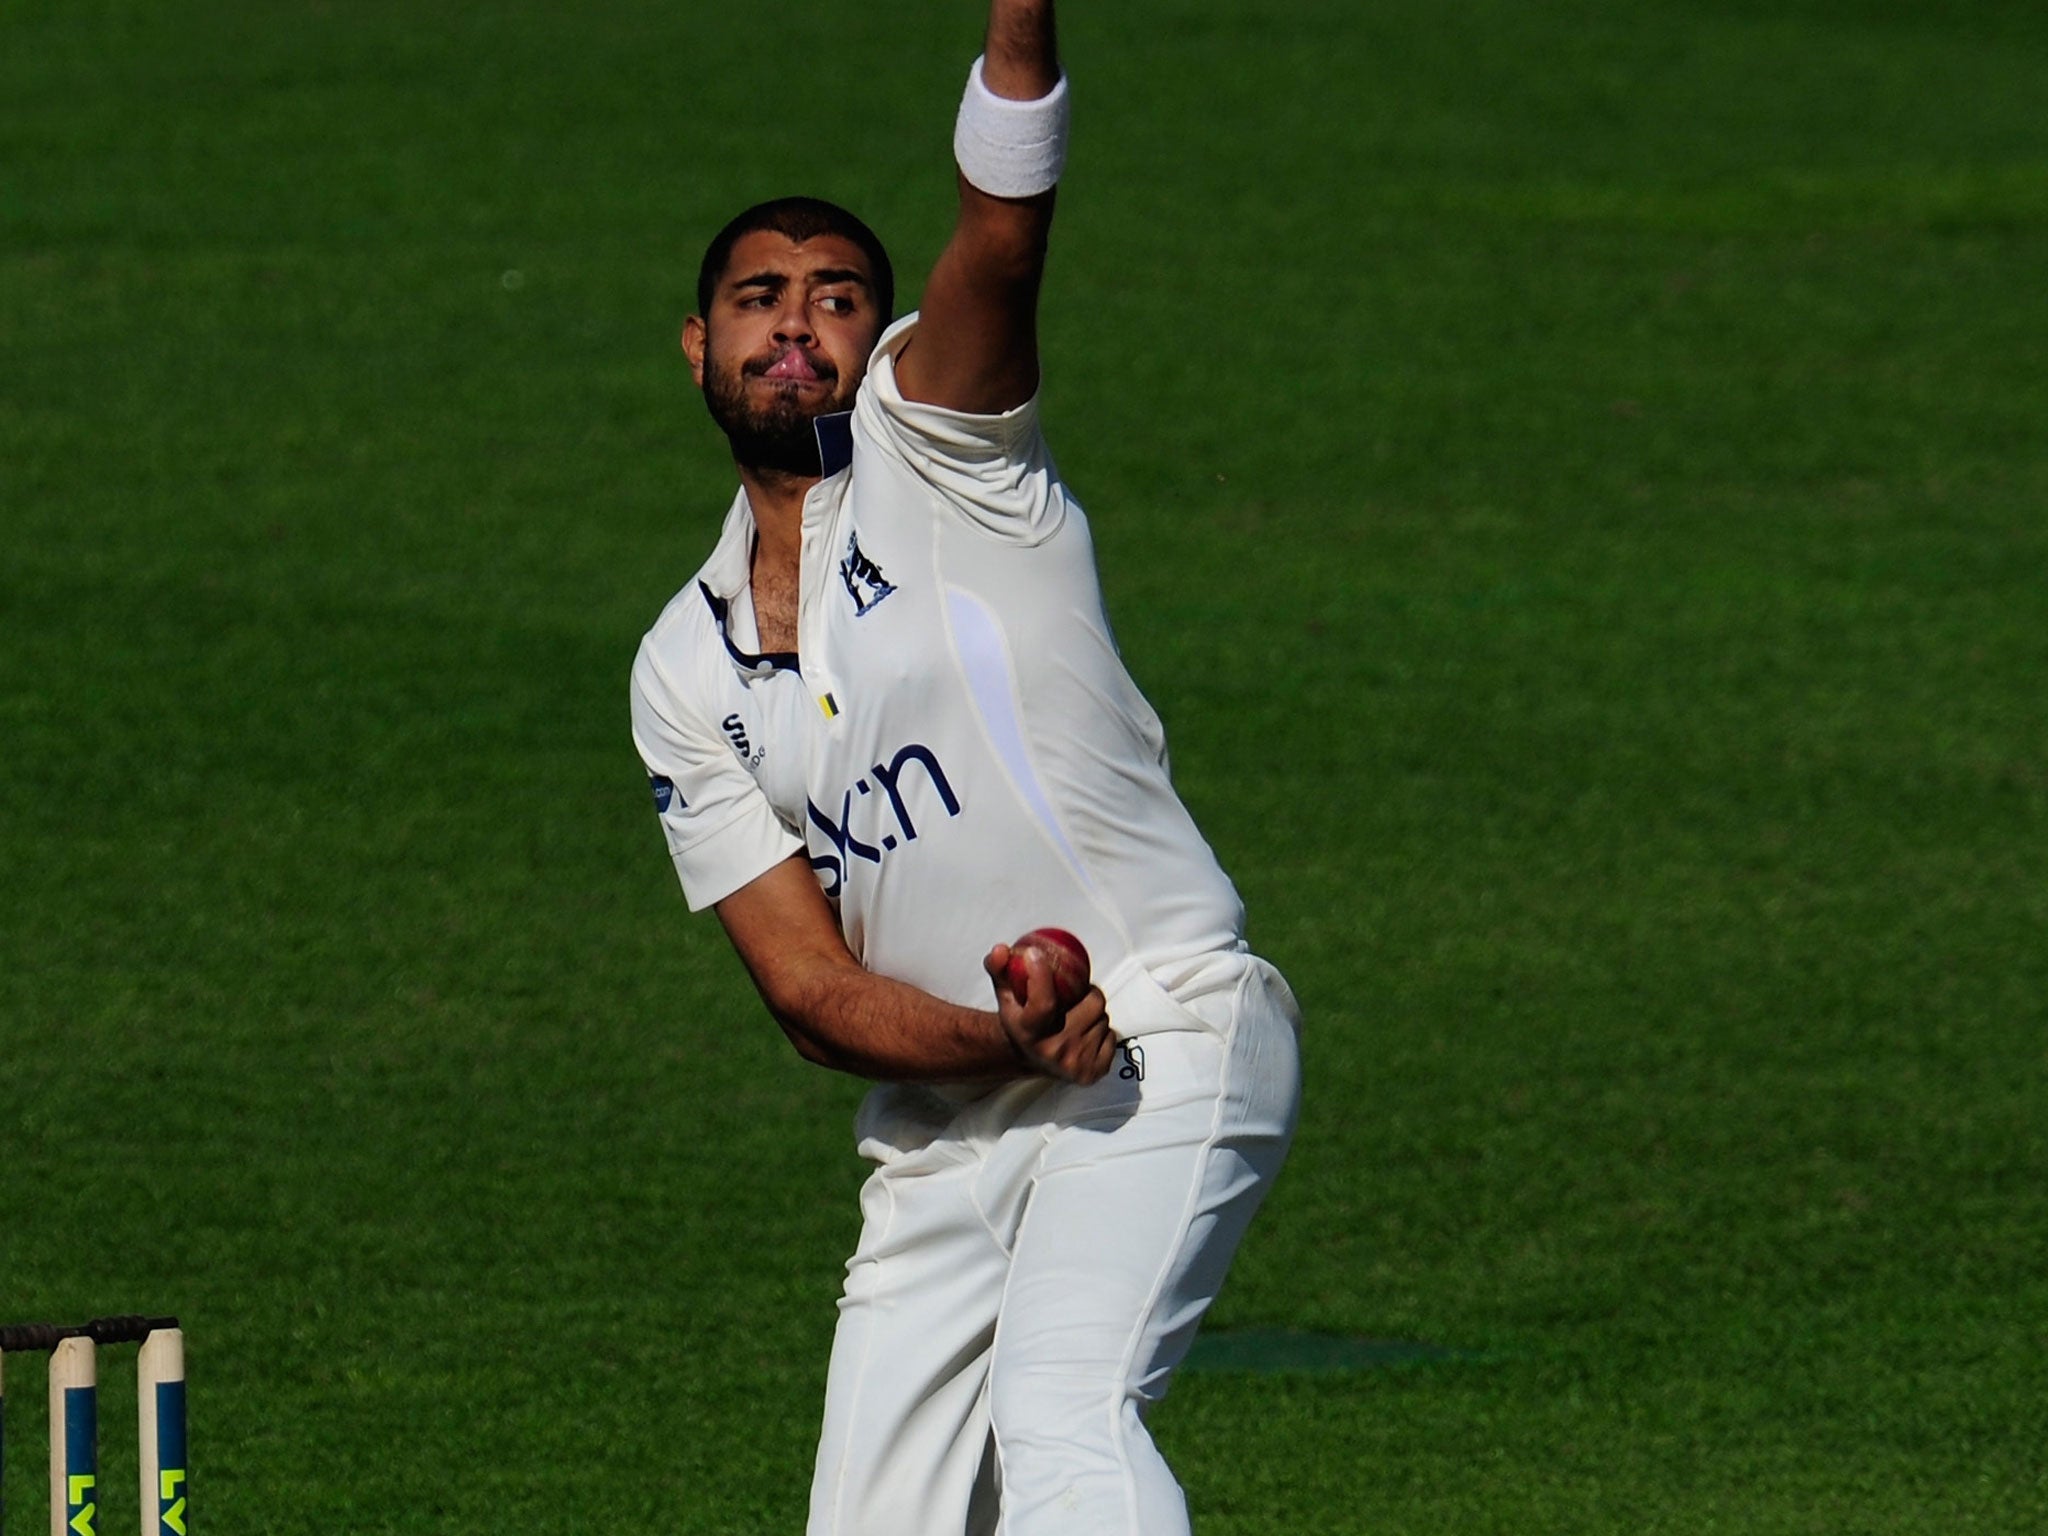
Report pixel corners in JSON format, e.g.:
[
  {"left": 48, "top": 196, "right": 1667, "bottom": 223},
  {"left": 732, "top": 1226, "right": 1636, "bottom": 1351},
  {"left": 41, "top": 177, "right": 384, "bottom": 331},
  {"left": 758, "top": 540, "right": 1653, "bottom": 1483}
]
[
  {"left": 824, "top": 1170, "right": 898, "bottom": 1536},
  {"left": 1108, "top": 985, "right": 1246, "bottom": 1535}
]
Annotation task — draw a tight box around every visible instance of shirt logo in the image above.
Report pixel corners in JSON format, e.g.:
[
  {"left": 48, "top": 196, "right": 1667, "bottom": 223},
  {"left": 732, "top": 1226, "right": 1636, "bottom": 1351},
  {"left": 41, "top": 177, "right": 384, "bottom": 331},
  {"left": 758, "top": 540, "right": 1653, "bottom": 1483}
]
[
  {"left": 839, "top": 531, "right": 897, "bottom": 616},
  {"left": 722, "top": 712, "right": 765, "bottom": 769},
  {"left": 649, "top": 774, "right": 680, "bottom": 813},
  {"left": 1118, "top": 1042, "right": 1146, "bottom": 1082},
  {"left": 806, "top": 741, "right": 961, "bottom": 899}
]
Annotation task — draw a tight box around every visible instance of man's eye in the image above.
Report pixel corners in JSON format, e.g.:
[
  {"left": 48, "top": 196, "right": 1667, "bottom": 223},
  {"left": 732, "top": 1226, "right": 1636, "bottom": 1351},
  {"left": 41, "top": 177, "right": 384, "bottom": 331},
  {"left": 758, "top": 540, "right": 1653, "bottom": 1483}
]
[{"left": 819, "top": 296, "right": 855, "bottom": 314}]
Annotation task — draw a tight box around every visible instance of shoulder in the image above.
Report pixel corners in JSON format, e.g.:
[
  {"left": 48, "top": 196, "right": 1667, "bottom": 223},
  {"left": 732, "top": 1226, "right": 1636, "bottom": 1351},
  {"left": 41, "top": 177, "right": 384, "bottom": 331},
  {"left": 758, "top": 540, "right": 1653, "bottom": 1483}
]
[
  {"left": 856, "top": 312, "right": 1043, "bottom": 456},
  {"left": 632, "top": 493, "right": 756, "bottom": 708},
  {"left": 634, "top": 575, "right": 722, "bottom": 696},
  {"left": 851, "top": 312, "right": 1067, "bottom": 542}
]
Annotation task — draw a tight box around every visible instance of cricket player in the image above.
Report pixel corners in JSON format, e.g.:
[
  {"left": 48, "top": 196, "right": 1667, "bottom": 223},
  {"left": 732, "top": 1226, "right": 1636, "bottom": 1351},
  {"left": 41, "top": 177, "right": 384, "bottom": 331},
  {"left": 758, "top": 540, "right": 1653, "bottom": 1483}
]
[{"left": 630, "top": 2, "right": 1301, "bottom": 1530}]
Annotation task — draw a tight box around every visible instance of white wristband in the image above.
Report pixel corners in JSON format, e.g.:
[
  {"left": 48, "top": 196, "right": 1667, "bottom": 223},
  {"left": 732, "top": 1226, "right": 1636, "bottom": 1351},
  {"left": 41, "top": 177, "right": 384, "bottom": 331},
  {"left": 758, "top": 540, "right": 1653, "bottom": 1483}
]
[{"left": 953, "top": 55, "right": 1070, "bottom": 198}]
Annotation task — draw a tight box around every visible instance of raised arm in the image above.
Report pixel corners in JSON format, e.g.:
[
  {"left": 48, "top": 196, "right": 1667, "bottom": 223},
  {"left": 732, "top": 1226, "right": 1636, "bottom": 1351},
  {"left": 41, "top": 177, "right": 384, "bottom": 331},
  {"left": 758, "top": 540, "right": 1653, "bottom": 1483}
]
[
  {"left": 714, "top": 854, "right": 1116, "bottom": 1084},
  {"left": 892, "top": 0, "right": 1064, "bottom": 414}
]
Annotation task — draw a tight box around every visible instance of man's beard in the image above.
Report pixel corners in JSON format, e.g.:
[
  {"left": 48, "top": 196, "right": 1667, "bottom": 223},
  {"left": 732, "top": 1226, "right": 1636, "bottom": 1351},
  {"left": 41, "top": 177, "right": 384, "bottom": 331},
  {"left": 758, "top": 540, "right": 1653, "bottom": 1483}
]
[{"left": 702, "top": 343, "right": 849, "bottom": 480}]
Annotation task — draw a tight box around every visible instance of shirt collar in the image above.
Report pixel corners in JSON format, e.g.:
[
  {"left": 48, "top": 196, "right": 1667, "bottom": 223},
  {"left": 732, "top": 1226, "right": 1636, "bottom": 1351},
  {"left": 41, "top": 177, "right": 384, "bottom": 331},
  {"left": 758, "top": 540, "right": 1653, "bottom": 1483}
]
[
  {"left": 699, "top": 580, "right": 799, "bottom": 680},
  {"left": 696, "top": 412, "right": 855, "bottom": 681},
  {"left": 814, "top": 410, "right": 853, "bottom": 477}
]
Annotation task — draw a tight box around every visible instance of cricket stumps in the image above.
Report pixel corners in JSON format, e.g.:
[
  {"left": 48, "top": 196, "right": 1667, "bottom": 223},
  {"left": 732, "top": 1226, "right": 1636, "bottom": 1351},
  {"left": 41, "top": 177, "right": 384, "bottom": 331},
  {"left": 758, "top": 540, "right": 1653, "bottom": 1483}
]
[{"left": 0, "top": 1317, "right": 187, "bottom": 1536}]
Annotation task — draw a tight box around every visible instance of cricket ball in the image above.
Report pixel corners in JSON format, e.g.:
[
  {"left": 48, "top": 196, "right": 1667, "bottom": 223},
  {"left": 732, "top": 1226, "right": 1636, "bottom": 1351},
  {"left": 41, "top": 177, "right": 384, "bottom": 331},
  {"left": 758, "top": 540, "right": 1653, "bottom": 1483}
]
[{"left": 1006, "top": 927, "right": 1092, "bottom": 1011}]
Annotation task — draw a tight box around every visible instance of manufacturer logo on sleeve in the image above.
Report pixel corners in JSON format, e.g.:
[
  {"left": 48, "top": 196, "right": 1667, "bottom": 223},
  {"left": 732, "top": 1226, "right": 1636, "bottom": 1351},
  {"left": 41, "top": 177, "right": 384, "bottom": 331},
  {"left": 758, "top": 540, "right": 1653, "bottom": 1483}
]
[
  {"left": 839, "top": 531, "right": 896, "bottom": 616},
  {"left": 722, "top": 713, "right": 766, "bottom": 769}
]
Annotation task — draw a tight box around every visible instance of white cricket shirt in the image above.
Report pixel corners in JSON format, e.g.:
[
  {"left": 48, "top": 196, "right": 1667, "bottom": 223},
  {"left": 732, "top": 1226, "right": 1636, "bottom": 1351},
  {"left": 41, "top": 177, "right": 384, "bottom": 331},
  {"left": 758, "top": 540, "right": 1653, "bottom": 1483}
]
[{"left": 631, "top": 314, "right": 1250, "bottom": 1040}]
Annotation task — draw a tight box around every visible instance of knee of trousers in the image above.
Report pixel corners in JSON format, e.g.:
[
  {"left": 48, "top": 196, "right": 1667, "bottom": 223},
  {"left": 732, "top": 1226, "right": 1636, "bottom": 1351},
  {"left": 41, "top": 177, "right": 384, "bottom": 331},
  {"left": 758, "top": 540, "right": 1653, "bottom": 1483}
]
[{"left": 987, "top": 1350, "right": 1152, "bottom": 1469}]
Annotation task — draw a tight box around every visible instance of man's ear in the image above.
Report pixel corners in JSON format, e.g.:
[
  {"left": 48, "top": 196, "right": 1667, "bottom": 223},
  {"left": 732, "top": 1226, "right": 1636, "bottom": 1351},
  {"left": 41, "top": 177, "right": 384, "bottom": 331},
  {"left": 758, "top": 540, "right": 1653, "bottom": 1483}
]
[{"left": 682, "top": 315, "right": 708, "bottom": 388}]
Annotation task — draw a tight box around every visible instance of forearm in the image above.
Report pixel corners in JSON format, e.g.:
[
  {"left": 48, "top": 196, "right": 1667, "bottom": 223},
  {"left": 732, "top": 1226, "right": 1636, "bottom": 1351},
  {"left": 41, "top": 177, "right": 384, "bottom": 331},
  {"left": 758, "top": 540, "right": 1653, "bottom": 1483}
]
[
  {"left": 712, "top": 857, "right": 1112, "bottom": 1085},
  {"left": 983, "top": 0, "right": 1058, "bottom": 100},
  {"left": 769, "top": 952, "right": 1026, "bottom": 1082},
  {"left": 893, "top": 0, "right": 1065, "bottom": 412}
]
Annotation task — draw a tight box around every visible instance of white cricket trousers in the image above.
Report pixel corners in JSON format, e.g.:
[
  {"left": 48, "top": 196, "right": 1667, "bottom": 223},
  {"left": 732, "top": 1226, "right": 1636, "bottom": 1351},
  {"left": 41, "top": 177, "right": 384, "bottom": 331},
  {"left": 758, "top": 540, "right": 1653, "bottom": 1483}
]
[{"left": 806, "top": 956, "right": 1301, "bottom": 1536}]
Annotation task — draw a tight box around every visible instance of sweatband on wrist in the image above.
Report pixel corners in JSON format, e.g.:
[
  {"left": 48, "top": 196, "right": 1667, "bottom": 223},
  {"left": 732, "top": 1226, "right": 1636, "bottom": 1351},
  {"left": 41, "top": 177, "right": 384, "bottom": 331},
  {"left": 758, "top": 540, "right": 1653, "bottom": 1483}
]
[{"left": 953, "top": 54, "right": 1070, "bottom": 198}]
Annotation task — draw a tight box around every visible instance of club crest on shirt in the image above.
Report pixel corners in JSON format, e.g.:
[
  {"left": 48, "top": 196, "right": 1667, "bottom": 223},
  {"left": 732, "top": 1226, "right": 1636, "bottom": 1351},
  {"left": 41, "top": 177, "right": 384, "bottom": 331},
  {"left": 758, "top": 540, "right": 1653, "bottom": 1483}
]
[{"left": 839, "top": 531, "right": 896, "bottom": 616}]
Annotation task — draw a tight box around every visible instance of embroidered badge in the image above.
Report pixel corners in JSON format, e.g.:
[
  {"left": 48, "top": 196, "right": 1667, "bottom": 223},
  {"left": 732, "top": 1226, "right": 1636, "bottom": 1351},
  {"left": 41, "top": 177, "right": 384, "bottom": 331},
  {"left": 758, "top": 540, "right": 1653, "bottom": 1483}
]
[{"left": 839, "top": 531, "right": 897, "bottom": 616}]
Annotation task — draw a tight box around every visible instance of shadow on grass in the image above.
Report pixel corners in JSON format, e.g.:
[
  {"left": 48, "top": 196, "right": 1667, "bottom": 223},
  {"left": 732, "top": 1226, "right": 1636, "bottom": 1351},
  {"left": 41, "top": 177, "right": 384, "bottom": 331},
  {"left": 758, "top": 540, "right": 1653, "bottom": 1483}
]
[{"left": 1184, "top": 1328, "right": 1494, "bottom": 1375}]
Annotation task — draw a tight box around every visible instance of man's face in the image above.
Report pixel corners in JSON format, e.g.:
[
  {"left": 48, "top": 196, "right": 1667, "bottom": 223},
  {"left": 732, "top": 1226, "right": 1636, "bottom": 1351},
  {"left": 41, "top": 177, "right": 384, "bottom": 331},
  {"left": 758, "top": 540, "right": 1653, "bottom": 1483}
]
[{"left": 685, "top": 230, "right": 884, "bottom": 479}]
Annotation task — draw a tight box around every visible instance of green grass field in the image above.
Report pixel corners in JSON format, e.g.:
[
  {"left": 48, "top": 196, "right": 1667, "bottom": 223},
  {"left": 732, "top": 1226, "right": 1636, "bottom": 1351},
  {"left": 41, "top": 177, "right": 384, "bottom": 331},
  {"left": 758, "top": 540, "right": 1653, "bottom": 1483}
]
[{"left": 5, "top": 1, "right": 2045, "bottom": 1530}]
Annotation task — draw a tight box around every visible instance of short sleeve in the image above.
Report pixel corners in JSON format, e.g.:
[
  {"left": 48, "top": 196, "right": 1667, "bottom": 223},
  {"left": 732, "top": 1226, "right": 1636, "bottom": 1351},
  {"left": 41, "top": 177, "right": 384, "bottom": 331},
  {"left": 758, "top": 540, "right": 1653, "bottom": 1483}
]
[
  {"left": 852, "top": 312, "right": 1069, "bottom": 543},
  {"left": 630, "top": 635, "right": 803, "bottom": 911}
]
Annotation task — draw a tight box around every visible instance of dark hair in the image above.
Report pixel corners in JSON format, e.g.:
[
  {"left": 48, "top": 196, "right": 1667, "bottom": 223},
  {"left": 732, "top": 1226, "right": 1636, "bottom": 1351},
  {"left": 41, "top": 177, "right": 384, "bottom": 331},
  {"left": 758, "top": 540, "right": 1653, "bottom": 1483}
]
[{"left": 695, "top": 196, "right": 895, "bottom": 322}]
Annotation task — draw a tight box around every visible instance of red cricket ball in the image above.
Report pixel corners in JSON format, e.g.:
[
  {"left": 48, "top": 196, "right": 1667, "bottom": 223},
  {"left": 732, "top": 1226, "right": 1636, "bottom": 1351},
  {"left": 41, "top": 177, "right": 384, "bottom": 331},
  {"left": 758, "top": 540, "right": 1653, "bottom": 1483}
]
[{"left": 1005, "top": 927, "right": 1093, "bottom": 1011}]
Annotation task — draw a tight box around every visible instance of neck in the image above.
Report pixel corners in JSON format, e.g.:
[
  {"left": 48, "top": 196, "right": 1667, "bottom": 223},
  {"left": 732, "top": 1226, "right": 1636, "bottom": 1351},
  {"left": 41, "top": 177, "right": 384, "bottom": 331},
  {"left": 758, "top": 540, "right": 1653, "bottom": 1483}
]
[{"left": 739, "top": 461, "right": 815, "bottom": 575}]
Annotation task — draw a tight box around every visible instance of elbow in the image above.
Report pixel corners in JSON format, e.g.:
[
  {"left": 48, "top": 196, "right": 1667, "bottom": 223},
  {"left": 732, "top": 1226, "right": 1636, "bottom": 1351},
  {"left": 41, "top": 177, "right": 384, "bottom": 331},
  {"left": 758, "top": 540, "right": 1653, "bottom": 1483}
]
[
  {"left": 761, "top": 970, "right": 858, "bottom": 1073},
  {"left": 777, "top": 1015, "right": 843, "bottom": 1070}
]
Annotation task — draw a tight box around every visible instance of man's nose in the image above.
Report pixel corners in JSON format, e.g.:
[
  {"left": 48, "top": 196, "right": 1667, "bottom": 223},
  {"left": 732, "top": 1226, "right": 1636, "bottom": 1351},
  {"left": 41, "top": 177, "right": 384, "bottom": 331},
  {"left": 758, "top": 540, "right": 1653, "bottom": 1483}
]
[{"left": 772, "top": 298, "right": 814, "bottom": 344}]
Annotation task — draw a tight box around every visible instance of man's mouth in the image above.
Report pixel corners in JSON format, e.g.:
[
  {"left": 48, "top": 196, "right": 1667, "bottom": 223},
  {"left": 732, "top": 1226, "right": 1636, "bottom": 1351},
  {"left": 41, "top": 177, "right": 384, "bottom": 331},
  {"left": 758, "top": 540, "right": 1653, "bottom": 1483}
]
[{"left": 757, "top": 347, "right": 831, "bottom": 385}]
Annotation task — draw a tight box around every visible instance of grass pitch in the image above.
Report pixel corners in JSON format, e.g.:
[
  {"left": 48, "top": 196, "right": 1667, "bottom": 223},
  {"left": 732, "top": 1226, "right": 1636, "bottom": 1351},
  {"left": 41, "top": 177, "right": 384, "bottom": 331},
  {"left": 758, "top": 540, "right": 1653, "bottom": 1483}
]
[{"left": 4, "top": 1, "right": 2045, "bottom": 1531}]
